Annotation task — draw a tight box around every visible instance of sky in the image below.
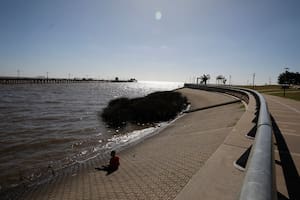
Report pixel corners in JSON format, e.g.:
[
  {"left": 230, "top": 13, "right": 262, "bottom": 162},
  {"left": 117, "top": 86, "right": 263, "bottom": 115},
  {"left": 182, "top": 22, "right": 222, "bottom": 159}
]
[{"left": 0, "top": 0, "right": 299, "bottom": 85}]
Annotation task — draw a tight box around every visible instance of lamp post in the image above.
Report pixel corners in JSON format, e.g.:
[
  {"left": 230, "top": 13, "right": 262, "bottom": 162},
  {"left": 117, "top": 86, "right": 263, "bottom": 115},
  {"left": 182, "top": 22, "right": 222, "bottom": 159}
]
[{"left": 252, "top": 73, "right": 255, "bottom": 89}]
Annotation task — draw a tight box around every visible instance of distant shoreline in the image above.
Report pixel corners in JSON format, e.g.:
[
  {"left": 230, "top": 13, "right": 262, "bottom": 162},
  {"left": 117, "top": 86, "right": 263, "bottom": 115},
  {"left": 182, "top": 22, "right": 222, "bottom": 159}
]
[{"left": 0, "top": 77, "right": 137, "bottom": 84}]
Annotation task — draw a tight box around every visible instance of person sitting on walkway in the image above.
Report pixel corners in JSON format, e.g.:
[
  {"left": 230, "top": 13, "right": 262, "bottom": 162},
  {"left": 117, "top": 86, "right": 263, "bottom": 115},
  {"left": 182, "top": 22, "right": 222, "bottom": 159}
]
[{"left": 95, "top": 150, "right": 120, "bottom": 175}]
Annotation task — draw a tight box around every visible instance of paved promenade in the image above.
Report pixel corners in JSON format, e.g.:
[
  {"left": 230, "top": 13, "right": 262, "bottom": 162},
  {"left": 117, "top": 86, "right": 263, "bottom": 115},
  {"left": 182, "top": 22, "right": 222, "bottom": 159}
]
[
  {"left": 264, "top": 95, "right": 300, "bottom": 200},
  {"left": 19, "top": 88, "right": 245, "bottom": 200}
]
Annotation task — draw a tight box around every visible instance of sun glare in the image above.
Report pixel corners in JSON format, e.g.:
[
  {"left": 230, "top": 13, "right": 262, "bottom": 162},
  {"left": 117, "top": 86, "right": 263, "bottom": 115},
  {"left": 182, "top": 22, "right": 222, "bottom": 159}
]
[{"left": 155, "top": 11, "right": 162, "bottom": 20}]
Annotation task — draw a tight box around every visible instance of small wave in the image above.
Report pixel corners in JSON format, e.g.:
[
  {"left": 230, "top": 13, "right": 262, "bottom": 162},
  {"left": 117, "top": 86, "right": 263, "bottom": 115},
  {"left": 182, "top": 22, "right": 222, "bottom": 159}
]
[
  {"left": 44, "top": 101, "right": 62, "bottom": 104},
  {"left": 95, "top": 132, "right": 102, "bottom": 136},
  {"left": 81, "top": 150, "right": 88, "bottom": 155},
  {"left": 0, "top": 138, "right": 75, "bottom": 155},
  {"left": 32, "top": 115, "right": 70, "bottom": 122}
]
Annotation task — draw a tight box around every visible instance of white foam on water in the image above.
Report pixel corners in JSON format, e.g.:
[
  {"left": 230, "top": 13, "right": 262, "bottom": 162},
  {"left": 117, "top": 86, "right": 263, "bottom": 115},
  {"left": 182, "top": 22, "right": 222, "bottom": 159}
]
[
  {"left": 101, "top": 106, "right": 190, "bottom": 152},
  {"left": 108, "top": 126, "right": 160, "bottom": 147},
  {"left": 74, "top": 123, "right": 168, "bottom": 164}
]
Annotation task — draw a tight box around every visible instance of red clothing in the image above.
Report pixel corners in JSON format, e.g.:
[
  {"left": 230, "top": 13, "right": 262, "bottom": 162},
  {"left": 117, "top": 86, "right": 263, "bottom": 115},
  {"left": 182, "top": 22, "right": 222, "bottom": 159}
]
[{"left": 109, "top": 156, "right": 120, "bottom": 170}]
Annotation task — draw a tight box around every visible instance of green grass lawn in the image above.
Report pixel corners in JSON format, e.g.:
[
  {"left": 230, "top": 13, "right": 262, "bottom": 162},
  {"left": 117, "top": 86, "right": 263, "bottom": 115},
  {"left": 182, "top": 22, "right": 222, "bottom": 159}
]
[
  {"left": 269, "top": 91, "right": 300, "bottom": 101},
  {"left": 241, "top": 85, "right": 282, "bottom": 91},
  {"left": 239, "top": 85, "right": 300, "bottom": 101}
]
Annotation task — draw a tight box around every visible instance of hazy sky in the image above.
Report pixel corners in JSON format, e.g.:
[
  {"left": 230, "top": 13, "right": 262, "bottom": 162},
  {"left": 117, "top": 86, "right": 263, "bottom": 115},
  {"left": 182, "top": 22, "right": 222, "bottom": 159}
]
[{"left": 0, "top": 0, "right": 299, "bottom": 84}]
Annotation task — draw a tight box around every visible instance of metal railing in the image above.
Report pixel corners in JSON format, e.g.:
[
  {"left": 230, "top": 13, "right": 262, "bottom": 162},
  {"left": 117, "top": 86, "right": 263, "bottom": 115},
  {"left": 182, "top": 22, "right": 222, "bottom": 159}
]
[{"left": 238, "top": 89, "right": 276, "bottom": 200}]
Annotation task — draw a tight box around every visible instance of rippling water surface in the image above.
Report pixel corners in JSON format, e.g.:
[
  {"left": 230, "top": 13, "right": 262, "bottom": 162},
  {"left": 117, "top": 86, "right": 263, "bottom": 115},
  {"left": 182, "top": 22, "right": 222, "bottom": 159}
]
[{"left": 0, "top": 81, "right": 182, "bottom": 191}]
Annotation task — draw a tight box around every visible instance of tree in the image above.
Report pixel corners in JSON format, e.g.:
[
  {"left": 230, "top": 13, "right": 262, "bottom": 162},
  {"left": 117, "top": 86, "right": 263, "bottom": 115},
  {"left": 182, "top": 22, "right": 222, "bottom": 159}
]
[
  {"left": 200, "top": 74, "right": 210, "bottom": 85},
  {"left": 216, "top": 75, "right": 226, "bottom": 85},
  {"left": 278, "top": 71, "right": 300, "bottom": 85}
]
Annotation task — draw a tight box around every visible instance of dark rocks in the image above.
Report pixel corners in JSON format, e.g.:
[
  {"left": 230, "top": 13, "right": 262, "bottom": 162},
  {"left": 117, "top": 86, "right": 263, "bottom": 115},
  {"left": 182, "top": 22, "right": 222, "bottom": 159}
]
[{"left": 101, "top": 91, "right": 188, "bottom": 127}]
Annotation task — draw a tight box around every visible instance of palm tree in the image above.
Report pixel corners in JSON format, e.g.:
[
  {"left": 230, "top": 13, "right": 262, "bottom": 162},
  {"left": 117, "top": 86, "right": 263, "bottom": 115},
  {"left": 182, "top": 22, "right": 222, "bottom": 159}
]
[
  {"left": 200, "top": 74, "right": 210, "bottom": 85},
  {"left": 216, "top": 75, "right": 226, "bottom": 85}
]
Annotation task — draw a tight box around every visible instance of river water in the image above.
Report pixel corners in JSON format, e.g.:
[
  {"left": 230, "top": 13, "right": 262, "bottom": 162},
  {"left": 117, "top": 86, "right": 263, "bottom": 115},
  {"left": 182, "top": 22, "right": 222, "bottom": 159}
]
[{"left": 0, "top": 81, "right": 183, "bottom": 191}]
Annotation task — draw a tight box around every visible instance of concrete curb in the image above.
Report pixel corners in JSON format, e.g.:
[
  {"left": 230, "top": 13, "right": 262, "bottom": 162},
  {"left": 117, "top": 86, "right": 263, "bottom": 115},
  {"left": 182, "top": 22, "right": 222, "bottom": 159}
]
[{"left": 184, "top": 100, "right": 241, "bottom": 113}]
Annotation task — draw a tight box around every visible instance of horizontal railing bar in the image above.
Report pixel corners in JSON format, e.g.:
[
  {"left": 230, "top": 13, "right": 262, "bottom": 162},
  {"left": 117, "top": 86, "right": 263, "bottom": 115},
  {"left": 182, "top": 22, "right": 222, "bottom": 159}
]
[{"left": 238, "top": 88, "right": 276, "bottom": 200}]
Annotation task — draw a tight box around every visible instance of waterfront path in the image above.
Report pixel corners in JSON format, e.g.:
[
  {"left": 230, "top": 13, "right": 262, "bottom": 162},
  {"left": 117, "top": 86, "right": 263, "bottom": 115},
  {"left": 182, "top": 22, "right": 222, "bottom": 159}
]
[
  {"left": 264, "top": 95, "right": 300, "bottom": 200},
  {"left": 20, "top": 88, "right": 246, "bottom": 200}
]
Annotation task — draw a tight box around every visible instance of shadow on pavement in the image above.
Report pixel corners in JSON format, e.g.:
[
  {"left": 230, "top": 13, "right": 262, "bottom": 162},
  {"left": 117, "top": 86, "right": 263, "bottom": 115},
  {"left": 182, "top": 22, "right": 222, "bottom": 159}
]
[{"left": 272, "top": 115, "right": 300, "bottom": 200}]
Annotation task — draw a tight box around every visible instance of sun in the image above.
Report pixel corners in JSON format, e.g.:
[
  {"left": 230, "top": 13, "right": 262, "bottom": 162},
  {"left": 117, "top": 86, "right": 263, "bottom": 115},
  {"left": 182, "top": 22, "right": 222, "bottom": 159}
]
[{"left": 155, "top": 11, "right": 162, "bottom": 21}]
